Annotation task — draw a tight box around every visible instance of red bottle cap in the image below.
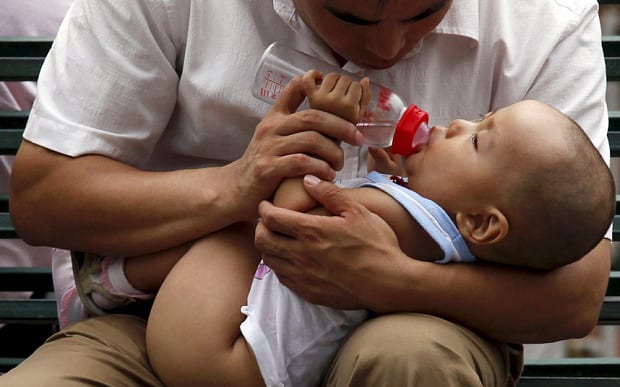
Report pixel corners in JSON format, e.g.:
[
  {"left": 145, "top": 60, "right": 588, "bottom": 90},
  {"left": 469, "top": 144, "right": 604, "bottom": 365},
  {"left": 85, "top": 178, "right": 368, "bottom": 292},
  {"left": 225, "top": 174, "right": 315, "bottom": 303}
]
[{"left": 391, "top": 105, "right": 429, "bottom": 156}]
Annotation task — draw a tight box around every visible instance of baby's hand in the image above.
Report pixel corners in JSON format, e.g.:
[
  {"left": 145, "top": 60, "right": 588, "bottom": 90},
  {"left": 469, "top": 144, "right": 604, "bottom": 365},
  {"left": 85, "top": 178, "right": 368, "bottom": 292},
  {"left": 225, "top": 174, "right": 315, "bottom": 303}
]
[
  {"left": 302, "top": 70, "right": 371, "bottom": 124},
  {"left": 367, "top": 146, "right": 406, "bottom": 175}
]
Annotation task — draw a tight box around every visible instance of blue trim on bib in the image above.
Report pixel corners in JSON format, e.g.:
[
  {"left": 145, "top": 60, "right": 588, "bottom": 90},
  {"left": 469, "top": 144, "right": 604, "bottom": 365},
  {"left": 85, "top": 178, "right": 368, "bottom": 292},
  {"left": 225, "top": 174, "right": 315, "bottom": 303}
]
[{"left": 363, "top": 172, "right": 475, "bottom": 263}]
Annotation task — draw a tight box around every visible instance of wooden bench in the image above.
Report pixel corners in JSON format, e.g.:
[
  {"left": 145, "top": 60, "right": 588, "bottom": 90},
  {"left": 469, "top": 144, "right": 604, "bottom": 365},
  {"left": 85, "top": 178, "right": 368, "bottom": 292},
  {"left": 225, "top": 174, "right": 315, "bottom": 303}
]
[
  {"left": 0, "top": 37, "right": 57, "bottom": 374},
  {"left": 1, "top": 6, "right": 620, "bottom": 381}
]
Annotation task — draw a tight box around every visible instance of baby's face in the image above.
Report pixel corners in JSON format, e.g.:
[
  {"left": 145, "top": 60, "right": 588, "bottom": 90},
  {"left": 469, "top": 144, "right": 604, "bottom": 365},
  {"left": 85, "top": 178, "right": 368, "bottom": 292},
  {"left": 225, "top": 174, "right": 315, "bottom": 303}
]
[{"left": 402, "top": 100, "right": 565, "bottom": 213}]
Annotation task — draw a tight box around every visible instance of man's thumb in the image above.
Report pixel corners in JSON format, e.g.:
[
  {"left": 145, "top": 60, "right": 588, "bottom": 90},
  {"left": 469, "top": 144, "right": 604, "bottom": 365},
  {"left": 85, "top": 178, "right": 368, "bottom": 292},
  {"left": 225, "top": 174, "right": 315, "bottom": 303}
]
[
  {"left": 270, "top": 75, "right": 307, "bottom": 114},
  {"left": 303, "top": 175, "right": 349, "bottom": 215}
]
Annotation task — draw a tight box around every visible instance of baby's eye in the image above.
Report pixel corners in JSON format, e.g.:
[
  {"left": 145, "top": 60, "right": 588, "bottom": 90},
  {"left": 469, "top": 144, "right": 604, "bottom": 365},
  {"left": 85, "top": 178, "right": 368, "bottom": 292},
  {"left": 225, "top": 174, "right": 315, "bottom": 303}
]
[{"left": 470, "top": 133, "right": 478, "bottom": 149}]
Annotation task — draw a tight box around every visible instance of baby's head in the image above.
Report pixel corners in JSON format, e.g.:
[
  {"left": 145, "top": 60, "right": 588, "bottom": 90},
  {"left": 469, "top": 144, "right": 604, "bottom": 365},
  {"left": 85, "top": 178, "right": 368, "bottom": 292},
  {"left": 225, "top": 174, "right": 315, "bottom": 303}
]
[{"left": 404, "top": 100, "right": 615, "bottom": 270}]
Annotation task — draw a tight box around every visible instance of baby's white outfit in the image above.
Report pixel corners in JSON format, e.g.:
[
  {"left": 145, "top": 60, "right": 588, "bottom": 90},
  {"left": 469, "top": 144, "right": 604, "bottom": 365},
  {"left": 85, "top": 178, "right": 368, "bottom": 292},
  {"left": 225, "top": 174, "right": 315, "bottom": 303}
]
[{"left": 240, "top": 172, "right": 476, "bottom": 387}]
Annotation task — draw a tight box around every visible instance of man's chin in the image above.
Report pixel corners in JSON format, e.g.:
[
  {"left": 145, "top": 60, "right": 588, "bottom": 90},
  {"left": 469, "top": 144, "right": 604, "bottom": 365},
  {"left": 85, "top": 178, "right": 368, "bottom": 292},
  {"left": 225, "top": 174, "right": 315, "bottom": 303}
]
[{"left": 358, "top": 59, "right": 399, "bottom": 70}]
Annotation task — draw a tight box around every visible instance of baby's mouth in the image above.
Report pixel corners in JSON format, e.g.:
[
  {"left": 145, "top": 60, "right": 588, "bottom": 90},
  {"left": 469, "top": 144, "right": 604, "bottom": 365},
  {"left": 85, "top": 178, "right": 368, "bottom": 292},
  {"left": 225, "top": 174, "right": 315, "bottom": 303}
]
[
  {"left": 412, "top": 126, "right": 435, "bottom": 153},
  {"left": 411, "top": 144, "right": 426, "bottom": 154}
]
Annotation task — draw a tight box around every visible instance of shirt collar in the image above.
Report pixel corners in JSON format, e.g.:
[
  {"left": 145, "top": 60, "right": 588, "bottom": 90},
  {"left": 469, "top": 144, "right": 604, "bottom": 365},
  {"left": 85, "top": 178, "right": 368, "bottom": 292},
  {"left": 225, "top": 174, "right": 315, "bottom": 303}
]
[
  {"left": 434, "top": 0, "right": 479, "bottom": 47},
  {"left": 273, "top": 0, "right": 336, "bottom": 60},
  {"left": 273, "top": 0, "right": 480, "bottom": 58}
]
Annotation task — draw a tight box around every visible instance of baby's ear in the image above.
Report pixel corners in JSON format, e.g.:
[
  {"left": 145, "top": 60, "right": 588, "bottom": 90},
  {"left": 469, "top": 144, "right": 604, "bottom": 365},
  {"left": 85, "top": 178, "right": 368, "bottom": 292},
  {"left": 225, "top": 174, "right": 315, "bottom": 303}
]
[{"left": 456, "top": 208, "right": 508, "bottom": 245}]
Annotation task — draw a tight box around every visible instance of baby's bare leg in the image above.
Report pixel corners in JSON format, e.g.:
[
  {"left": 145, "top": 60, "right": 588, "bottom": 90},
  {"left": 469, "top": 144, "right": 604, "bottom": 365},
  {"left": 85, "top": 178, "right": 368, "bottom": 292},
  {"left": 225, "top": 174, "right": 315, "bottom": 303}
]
[{"left": 146, "top": 222, "right": 264, "bottom": 387}]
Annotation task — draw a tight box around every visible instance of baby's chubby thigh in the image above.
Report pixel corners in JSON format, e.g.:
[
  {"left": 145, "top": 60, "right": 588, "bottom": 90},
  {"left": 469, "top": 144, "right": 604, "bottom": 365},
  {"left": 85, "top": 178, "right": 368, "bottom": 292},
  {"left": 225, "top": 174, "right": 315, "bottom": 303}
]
[{"left": 146, "top": 222, "right": 264, "bottom": 386}]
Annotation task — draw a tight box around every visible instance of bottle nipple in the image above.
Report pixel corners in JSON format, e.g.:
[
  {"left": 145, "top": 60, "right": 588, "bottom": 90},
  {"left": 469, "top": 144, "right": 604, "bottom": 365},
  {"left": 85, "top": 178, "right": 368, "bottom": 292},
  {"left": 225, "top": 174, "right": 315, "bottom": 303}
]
[{"left": 391, "top": 105, "right": 430, "bottom": 156}]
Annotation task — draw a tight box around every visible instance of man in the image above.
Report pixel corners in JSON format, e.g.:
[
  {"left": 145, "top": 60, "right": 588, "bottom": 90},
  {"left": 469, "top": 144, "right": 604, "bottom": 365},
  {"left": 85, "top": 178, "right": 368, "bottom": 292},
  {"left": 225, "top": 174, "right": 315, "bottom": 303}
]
[{"left": 3, "top": 1, "right": 610, "bottom": 385}]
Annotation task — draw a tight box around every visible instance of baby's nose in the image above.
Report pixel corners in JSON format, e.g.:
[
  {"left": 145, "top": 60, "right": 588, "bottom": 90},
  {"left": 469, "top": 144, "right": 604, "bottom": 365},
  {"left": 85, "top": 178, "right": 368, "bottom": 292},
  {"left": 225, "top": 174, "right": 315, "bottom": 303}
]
[{"left": 445, "top": 119, "right": 471, "bottom": 138}]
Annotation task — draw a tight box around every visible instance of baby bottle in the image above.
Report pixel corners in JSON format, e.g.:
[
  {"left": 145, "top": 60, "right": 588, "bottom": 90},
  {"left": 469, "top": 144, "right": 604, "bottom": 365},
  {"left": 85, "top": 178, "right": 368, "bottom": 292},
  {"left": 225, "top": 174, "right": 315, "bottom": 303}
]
[{"left": 251, "top": 42, "right": 431, "bottom": 156}]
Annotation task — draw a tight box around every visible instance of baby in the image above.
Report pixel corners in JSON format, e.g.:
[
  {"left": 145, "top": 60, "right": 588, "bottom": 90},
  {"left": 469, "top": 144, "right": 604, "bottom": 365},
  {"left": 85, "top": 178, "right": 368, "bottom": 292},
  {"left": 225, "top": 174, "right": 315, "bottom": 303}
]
[{"left": 75, "top": 70, "right": 616, "bottom": 386}]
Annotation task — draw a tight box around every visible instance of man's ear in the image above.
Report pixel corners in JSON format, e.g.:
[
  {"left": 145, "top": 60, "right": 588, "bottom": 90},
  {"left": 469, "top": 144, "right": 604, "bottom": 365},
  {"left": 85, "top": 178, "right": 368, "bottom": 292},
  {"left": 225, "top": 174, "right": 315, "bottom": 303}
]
[{"left": 455, "top": 208, "right": 509, "bottom": 245}]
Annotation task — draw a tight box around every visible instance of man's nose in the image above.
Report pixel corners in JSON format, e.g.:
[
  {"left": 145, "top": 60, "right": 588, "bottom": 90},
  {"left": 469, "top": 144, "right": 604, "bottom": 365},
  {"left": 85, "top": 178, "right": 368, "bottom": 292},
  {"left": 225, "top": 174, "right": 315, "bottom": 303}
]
[{"left": 364, "top": 25, "right": 405, "bottom": 60}]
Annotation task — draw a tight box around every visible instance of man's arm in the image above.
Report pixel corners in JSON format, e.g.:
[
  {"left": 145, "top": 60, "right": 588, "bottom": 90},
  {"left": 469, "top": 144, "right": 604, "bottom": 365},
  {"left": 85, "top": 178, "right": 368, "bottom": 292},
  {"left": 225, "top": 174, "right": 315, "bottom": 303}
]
[
  {"left": 366, "top": 239, "right": 609, "bottom": 343},
  {"left": 10, "top": 141, "right": 248, "bottom": 256},
  {"left": 10, "top": 75, "right": 363, "bottom": 257},
  {"left": 256, "top": 177, "right": 608, "bottom": 343}
]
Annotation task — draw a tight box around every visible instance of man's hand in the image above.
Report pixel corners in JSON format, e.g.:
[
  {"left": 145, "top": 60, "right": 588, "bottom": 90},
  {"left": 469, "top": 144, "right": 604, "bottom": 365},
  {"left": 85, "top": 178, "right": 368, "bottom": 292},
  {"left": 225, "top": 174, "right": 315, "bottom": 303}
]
[
  {"left": 226, "top": 75, "right": 364, "bottom": 220},
  {"left": 255, "top": 175, "right": 409, "bottom": 311}
]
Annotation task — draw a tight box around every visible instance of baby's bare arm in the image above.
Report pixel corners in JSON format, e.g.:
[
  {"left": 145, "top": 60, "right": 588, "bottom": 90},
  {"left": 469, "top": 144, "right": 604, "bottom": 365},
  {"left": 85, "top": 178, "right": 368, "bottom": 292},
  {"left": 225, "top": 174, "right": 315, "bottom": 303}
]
[
  {"left": 341, "top": 187, "right": 424, "bottom": 256},
  {"left": 273, "top": 177, "right": 422, "bottom": 256},
  {"left": 273, "top": 177, "right": 318, "bottom": 212}
]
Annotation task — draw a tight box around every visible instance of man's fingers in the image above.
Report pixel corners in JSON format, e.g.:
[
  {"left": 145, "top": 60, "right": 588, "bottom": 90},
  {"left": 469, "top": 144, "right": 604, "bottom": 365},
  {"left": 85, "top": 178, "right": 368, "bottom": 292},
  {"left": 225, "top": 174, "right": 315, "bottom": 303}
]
[
  {"left": 302, "top": 175, "right": 354, "bottom": 215},
  {"left": 269, "top": 75, "right": 308, "bottom": 114},
  {"left": 256, "top": 201, "right": 301, "bottom": 241}
]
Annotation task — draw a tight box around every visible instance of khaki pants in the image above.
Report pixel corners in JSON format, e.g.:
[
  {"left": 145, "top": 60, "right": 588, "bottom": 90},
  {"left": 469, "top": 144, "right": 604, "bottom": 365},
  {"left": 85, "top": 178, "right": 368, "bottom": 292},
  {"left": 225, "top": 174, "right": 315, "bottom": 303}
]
[{"left": 0, "top": 313, "right": 522, "bottom": 387}]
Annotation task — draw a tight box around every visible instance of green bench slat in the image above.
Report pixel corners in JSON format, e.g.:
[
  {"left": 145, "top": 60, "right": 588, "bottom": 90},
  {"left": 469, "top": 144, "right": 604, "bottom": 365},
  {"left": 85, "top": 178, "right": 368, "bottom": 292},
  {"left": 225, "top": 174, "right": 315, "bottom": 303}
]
[
  {"left": 0, "top": 358, "right": 25, "bottom": 374},
  {"left": 0, "top": 267, "right": 57, "bottom": 333},
  {"left": 0, "top": 193, "right": 7, "bottom": 212},
  {"left": 0, "top": 111, "right": 29, "bottom": 129},
  {"left": 0, "top": 267, "right": 54, "bottom": 292},
  {"left": 609, "top": 131, "right": 620, "bottom": 157},
  {"left": 0, "top": 38, "right": 51, "bottom": 82},
  {"left": 0, "top": 300, "right": 57, "bottom": 324},
  {"left": 519, "top": 377, "right": 620, "bottom": 387},
  {"left": 522, "top": 357, "right": 620, "bottom": 377},
  {"left": 600, "top": 268, "right": 620, "bottom": 324},
  {"left": 607, "top": 271, "right": 620, "bottom": 295},
  {"left": 519, "top": 378, "right": 620, "bottom": 387},
  {"left": 603, "top": 35, "right": 620, "bottom": 81},
  {"left": 520, "top": 358, "right": 620, "bottom": 386},
  {"left": 605, "top": 272, "right": 620, "bottom": 298},
  {"left": 0, "top": 58, "right": 44, "bottom": 82},
  {"left": 0, "top": 129, "right": 23, "bottom": 155},
  {"left": 609, "top": 110, "right": 620, "bottom": 133},
  {"left": 599, "top": 298, "right": 620, "bottom": 324},
  {"left": 0, "top": 37, "right": 52, "bottom": 58},
  {"left": 0, "top": 213, "right": 16, "bottom": 239},
  {"left": 603, "top": 35, "right": 620, "bottom": 58},
  {"left": 606, "top": 58, "right": 620, "bottom": 82}
]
